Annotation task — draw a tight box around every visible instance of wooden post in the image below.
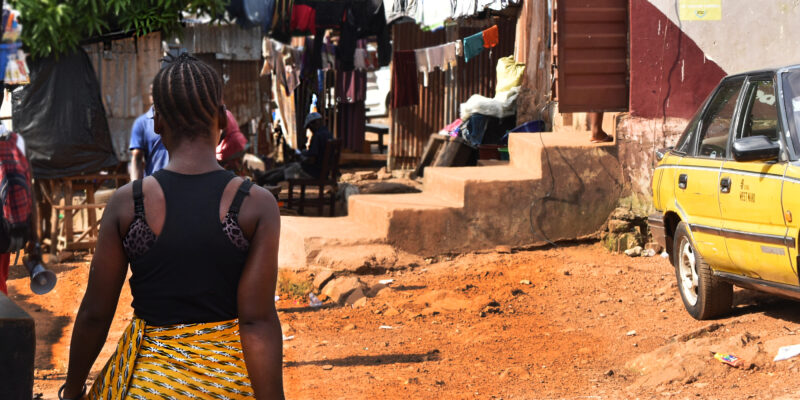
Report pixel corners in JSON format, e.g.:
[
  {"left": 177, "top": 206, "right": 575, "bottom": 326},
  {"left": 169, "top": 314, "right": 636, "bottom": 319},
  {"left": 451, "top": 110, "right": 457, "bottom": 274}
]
[{"left": 0, "top": 292, "right": 35, "bottom": 400}]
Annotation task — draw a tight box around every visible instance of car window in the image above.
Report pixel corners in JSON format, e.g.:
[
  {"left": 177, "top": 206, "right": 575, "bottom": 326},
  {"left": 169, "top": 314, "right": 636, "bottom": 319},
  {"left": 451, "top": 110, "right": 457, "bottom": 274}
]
[
  {"left": 739, "top": 80, "right": 779, "bottom": 141},
  {"left": 781, "top": 70, "right": 800, "bottom": 156},
  {"left": 674, "top": 109, "right": 701, "bottom": 155},
  {"left": 696, "top": 79, "right": 744, "bottom": 159}
]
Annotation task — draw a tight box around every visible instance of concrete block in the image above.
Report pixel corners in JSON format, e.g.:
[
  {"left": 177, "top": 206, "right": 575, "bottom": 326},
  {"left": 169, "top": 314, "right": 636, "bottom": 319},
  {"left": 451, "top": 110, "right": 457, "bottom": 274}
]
[
  {"left": 312, "top": 270, "right": 335, "bottom": 291},
  {"left": 0, "top": 293, "right": 34, "bottom": 400},
  {"left": 367, "top": 283, "right": 388, "bottom": 297},
  {"left": 314, "top": 245, "right": 397, "bottom": 272},
  {"left": 345, "top": 287, "right": 366, "bottom": 306}
]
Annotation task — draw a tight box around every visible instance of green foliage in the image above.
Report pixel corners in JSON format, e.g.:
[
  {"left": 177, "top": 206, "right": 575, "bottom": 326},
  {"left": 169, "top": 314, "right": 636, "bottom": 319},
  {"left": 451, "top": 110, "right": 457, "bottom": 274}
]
[
  {"left": 278, "top": 272, "right": 313, "bottom": 299},
  {"left": 8, "top": 0, "right": 229, "bottom": 58}
]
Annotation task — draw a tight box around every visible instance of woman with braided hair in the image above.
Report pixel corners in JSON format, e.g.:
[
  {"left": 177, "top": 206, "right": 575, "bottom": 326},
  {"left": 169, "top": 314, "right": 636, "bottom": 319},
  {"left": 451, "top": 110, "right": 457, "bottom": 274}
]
[{"left": 59, "top": 53, "right": 285, "bottom": 400}]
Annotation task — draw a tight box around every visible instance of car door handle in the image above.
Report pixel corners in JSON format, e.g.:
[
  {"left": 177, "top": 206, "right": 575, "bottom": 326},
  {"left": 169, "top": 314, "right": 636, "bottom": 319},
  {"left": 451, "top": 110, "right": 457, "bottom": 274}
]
[
  {"left": 678, "top": 174, "right": 688, "bottom": 189},
  {"left": 720, "top": 177, "right": 731, "bottom": 193}
]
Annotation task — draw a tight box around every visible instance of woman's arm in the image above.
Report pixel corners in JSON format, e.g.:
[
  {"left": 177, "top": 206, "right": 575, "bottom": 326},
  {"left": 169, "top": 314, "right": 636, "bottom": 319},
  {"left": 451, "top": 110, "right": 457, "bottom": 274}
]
[
  {"left": 237, "top": 186, "right": 284, "bottom": 399},
  {"left": 61, "top": 188, "right": 131, "bottom": 398}
]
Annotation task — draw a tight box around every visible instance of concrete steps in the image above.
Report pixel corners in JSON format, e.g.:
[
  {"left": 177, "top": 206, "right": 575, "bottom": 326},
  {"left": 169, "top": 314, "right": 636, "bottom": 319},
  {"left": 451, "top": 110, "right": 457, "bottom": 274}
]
[
  {"left": 347, "top": 192, "right": 462, "bottom": 236},
  {"left": 278, "top": 131, "right": 623, "bottom": 271},
  {"left": 279, "top": 216, "right": 385, "bottom": 269}
]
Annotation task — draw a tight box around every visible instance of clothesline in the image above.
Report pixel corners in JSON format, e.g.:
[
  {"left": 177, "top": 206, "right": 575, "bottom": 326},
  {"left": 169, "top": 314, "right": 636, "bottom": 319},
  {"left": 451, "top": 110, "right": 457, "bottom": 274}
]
[
  {"left": 384, "top": 0, "right": 522, "bottom": 31},
  {"left": 413, "top": 24, "right": 499, "bottom": 86}
]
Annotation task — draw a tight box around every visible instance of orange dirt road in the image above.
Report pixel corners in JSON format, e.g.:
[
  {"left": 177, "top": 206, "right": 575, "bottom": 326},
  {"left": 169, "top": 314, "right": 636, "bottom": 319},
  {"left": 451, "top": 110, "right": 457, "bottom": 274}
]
[{"left": 13, "top": 243, "right": 800, "bottom": 399}]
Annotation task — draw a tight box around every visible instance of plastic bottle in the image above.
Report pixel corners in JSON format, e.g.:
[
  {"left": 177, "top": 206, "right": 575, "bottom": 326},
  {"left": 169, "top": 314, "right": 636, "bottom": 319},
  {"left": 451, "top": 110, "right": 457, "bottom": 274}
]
[{"left": 309, "top": 293, "right": 323, "bottom": 307}]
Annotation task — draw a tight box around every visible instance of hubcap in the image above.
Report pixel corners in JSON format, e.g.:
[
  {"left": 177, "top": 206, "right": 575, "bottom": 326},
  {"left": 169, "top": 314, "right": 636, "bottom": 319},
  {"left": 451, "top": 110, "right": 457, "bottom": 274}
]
[{"left": 678, "top": 237, "right": 699, "bottom": 306}]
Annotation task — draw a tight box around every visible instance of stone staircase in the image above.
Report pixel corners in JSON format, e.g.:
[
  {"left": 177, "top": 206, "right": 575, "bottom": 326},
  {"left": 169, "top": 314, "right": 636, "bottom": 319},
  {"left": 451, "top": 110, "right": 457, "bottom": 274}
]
[{"left": 279, "top": 131, "right": 623, "bottom": 271}]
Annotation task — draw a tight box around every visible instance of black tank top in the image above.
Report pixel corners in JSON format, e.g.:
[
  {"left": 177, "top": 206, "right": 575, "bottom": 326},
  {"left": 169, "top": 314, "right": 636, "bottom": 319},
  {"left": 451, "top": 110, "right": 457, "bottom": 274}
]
[{"left": 128, "top": 169, "right": 251, "bottom": 326}]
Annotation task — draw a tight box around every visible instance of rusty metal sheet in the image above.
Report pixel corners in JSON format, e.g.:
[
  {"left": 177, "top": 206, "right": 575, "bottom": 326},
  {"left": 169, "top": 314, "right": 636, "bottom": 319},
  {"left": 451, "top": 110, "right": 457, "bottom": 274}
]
[
  {"left": 555, "top": 0, "right": 629, "bottom": 113},
  {"left": 195, "top": 55, "right": 264, "bottom": 126},
  {"left": 83, "top": 33, "right": 162, "bottom": 162},
  {"left": 389, "top": 16, "right": 519, "bottom": 170},
  {"left": 179, "top": 23, "right": 262, "bottom": 61}
]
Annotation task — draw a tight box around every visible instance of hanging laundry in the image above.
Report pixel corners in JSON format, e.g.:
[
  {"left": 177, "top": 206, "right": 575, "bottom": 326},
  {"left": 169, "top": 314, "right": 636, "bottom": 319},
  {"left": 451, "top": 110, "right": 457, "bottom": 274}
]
[
  {"left": 478, "top": 0, "right": 521, "bottom": 12},
  {"left": 454, "top": 0, "right": 478, "bottom": 19},
  {"left": 313, "top": 1, "right": 347, "bottom": 28},
  {"left": 454, "top": 40, "right": 464, "bottom": 57},
  {"left": 337, "top": 101, "right": 366, "bottom": 152},
  {"left": 336, "top": 70, "right": 367, "bottom": 104},
  {"left": 338, "top": 2, "right": 392, "bottom": 71},
  {"left": 290, "top": 4, "right": 316, "bottom": 34},
  {"left": 283, "top": 47, "right": 302, "bottom": 94},
  {"left": 270, "top": 0, "right": 295, "bottom": 44},
  {"left": 421, "top": 0, "right": 452, "bottom": 31},
  {"left": 463, "top": 31, "right": 484, "bottom": 62},
  {"left": 426, "top": 44, "right": 446, "bottom": 72},
  {"left": 384, "top": 0, "right": 422, "bottom": 24},
  {"left": 443, "top": 42, "right": 458, "bottom": 70},
  {"left": 482, "top": 25, "right": 499, "bottom": 48},
  {"left": 354, "top": 48, "right": 368, "bottom": 70},
  {"left": 392, "top": 50, "right": 419, "bottom": 108},
  {"left": 415, "top": 48, "right": 430, "bottom": 87}
]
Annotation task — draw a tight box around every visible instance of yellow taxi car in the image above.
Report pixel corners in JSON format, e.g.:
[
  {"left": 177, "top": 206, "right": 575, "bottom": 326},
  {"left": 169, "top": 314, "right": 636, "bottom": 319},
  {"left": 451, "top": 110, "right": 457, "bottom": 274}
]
[{"left": 650, "top": 66, "right": 800, "bottom": 320}]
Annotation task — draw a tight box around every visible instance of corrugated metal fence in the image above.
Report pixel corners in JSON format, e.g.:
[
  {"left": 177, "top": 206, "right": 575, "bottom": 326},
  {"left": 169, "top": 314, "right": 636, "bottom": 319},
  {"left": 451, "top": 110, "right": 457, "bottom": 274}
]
[
  {"left": 389, "top": 16, "right": 518, "bottom": 169},
  {"left": 84, "top": 33, "right": 162, "bottom": 162}
]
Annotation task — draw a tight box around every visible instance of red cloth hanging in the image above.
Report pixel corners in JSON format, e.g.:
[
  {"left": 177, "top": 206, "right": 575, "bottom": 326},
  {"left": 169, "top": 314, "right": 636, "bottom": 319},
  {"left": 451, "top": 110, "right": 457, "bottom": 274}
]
[
  {"left": 290, "top": 4, "right": 316, "bottom": 34},
  {"left": 482, "top": 25, "right": 498, "bottom": 48}
]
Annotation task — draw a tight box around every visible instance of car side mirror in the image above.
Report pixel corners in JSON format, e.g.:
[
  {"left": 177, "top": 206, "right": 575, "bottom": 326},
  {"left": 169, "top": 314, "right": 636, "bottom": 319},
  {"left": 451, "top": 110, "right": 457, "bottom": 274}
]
[
  {"left": 732, "top": 135, "right": 781, "bottom": 162},
  {"left": 656, "top": 147, "right": 673, "bottom": 161}
]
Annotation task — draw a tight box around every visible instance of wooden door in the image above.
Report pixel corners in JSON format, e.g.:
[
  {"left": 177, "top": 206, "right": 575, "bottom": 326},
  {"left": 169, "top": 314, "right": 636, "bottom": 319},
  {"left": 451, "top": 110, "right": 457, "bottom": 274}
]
[{"left": 554, "top": 0, "right": 629, "bottom": 112}]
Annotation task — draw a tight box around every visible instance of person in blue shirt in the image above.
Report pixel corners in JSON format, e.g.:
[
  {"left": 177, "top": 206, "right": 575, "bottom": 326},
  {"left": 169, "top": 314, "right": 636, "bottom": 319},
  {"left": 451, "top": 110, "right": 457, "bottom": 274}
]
[{"left": 129, "top": 86, "right": 170, "bottom": 179}]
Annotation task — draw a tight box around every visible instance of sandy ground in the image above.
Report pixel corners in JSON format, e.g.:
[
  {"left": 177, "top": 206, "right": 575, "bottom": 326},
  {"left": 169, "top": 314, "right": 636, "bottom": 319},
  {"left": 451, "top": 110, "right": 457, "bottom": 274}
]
[{"left": 13, "top": 242, "right": 800, "bottom": 399}]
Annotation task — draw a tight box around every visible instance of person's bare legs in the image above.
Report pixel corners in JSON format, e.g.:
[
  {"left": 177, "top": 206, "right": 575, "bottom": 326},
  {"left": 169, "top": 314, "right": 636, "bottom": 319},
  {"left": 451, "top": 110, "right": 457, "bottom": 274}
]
[{"left": 590, "top": 112, "right": 613, "bottom": 143}]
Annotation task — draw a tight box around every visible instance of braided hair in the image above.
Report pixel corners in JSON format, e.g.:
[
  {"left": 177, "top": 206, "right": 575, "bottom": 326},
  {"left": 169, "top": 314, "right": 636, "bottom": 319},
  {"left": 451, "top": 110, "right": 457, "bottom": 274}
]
[{"left": 152, "top": 53, "right": 224, "bottom": 141}]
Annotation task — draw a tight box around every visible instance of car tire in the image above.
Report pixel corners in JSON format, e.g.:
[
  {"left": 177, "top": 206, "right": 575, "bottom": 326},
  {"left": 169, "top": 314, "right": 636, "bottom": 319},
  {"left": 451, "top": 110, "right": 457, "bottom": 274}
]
[{"left": 673, "top": 222, "right": 732, "bottom": 320}]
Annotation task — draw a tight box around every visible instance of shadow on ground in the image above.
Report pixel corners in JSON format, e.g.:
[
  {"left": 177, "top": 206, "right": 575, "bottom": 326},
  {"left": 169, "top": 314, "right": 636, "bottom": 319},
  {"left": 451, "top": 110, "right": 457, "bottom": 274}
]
[
  {"left": 731, "top": 289, "right": 800, "bottom": 324},
  {"left": 8, "top": 291, "right": 71, "bottom": 370},
  {"left": 284, "top": 350, "right": 440, "bottom": 368}
]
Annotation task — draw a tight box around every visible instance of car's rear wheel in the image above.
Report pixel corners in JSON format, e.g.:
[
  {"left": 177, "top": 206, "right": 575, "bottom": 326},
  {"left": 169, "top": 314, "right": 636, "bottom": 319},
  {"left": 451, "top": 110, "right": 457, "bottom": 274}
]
[{"left": 673, "top": 222, "right": 732, "bottom": 320}]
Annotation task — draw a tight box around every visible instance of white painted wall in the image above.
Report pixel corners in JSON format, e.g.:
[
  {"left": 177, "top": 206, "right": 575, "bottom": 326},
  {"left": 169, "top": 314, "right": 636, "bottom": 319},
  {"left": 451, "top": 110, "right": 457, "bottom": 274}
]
[{"left": 648, "top": 0, "right": 800, "bottom": 74}]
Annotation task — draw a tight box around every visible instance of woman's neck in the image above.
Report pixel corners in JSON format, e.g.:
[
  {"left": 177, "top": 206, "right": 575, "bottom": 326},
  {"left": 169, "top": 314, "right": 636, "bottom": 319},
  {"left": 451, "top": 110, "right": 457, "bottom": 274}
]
[{"left": 165, "top": 139, "right": 221, "bottom": 175}]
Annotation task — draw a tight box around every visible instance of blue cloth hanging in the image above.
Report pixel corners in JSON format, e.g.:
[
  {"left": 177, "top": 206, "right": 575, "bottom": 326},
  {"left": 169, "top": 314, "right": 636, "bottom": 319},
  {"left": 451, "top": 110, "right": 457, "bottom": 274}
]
[{"left": 463, "top": 31, "right": 484, "bottom": 62}]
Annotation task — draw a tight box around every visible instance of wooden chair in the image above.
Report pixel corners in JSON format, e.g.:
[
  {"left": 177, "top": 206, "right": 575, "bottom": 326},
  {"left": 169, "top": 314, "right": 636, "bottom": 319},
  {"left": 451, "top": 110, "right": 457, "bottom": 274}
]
[{"left": 287, "top": 139, "right": 342, "bottom": 216}]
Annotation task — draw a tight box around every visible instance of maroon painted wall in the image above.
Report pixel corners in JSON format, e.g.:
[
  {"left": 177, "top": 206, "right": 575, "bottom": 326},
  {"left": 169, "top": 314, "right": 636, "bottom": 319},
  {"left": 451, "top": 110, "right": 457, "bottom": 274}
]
[{"left": 629, "top": 0, "right": 727, "bottom": 119}]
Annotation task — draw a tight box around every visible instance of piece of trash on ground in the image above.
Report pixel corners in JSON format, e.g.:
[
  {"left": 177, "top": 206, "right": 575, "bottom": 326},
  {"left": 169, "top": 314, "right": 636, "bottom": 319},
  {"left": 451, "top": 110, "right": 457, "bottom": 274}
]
[
  {"left": 624, "top": 246, "right": 643, "bottom": 257},
  {"left": 774, "top": 344, "right": 800, "bottom": 361},
  {"left": 379, "top": 279, "right": 394, "bottom": 285},
  {"left": 379, "top": 325, "right": 394, "bottom": 330},
  {"left": 274, "top": 295, "right": 280, "bottom": 302},
  {"left": 309, "top": 293, "right": 323, "bottom": 307},
  {"left": 641, "top": 248, "right": 656, "bottom": 257},
  {"left": 660, "top": 251, "right": 669, "bottom": 258},
  {"left": 282, "top": 335, "right": 295, "bottom": 341},
  {"left": 712, "top": 351, "right": 744, "bottom": 367}
]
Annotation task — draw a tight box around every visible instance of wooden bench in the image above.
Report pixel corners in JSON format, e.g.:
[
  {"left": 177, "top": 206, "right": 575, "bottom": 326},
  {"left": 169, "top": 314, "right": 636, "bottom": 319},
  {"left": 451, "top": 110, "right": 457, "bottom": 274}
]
[{"left": 365, "top": 123, "right": 389, "bottom": 154}]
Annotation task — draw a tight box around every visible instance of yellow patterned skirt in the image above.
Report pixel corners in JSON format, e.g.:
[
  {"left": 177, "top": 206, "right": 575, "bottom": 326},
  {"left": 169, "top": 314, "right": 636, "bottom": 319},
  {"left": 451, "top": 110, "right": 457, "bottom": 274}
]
[{"left": 88, "top": 318, "right": 254, "bottom": 399}]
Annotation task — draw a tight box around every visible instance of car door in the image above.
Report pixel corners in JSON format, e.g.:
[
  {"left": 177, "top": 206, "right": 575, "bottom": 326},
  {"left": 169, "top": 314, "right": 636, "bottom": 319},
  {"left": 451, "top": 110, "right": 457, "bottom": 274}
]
[
  {"left": 674, "top": 77, "right": 744, "bottom": 270},
  {"left": 719, "top": 75, "right": 795, "bottom": 285},
  {"left": 779, "top": 69, "right": 800, "bottom": 287}
]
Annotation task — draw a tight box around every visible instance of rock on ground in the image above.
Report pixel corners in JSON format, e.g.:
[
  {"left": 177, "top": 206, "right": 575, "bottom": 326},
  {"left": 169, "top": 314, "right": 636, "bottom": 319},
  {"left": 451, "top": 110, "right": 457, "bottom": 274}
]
[{"left": 321, "top": 276, "right": 364, "bottom": 304}]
